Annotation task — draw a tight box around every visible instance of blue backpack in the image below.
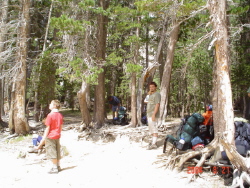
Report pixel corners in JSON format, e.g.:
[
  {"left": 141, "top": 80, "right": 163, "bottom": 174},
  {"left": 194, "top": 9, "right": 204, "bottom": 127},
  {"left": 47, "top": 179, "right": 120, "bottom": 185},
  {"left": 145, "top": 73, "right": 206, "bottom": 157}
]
[{"left": 234, "top": 121, "right": 250, "bottom": 156}]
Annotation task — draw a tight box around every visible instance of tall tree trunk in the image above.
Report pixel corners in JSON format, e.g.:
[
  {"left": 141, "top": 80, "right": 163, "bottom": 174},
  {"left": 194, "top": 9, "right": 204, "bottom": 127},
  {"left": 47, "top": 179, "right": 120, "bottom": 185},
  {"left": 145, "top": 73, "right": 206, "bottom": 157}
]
[
  {"left": 131, "top": 19, "right": 140, "bottom": 127},
  {"left": 9, "top": 0, "right": 30, "bottom": 134},
  {"left": 158, "top": 23, "right": 180, "bottom": 125},
  {"left": 131, "top": 72, "right": 137, "bottom": 127},
  {"left": 208, "top": 0, "right": 234, "bottom": 144},
  {"left": 0, "top": 66, "right": 2, "bottom": 122},
  {"left": 94, "top": 0, "right": 109, "bottom": 128},
  {"left": 34, "top": 0, "right": 54, "bottom": 122},
  {"left": 8, "top": 84, "right": 15, "bottom": 133},
  {"left": 78, "top": 81, "right": 91, "bottom": 126},
  {"left": 0, "top": 0, "right": 8, "bottom": 52},
  {"left": 147, "top": 17, "right": 168, "bottom": 85},
  {"left": 0, "top": 0, "right": 9, "bottom": 122}
]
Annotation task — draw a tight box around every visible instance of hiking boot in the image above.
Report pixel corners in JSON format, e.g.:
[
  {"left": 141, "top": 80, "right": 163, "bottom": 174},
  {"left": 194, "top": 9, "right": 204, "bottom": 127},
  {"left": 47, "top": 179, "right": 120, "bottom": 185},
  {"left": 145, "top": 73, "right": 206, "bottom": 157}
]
[
  {"left": 163, "top": 141, "right": 174, "bottom": 154},
  {"left": 27, "top": 147, "right": 38, "bottom": 153},
  {"left": 147, "top": 143, "right": 157, "bottom": 150},
  {"left": 48, "top": 167, "right": 59, "bottom": 174}
]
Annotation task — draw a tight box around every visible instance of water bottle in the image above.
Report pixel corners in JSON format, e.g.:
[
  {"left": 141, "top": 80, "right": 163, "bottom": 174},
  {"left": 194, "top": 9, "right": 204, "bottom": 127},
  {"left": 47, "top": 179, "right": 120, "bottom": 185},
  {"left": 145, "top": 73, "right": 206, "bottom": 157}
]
[
  {"left": 176, "top": 138, "right": 185, "bottom": 150},
  {"left": 32, "top": 134, "right": 38, "bottom": 146}
]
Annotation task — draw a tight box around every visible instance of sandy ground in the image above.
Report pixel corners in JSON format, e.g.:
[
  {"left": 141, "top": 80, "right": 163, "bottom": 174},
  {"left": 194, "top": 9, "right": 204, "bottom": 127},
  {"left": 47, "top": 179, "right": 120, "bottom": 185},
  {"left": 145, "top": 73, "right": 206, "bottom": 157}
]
[{"left": 0, "top": 127, "right": 230, "bottom": 188}]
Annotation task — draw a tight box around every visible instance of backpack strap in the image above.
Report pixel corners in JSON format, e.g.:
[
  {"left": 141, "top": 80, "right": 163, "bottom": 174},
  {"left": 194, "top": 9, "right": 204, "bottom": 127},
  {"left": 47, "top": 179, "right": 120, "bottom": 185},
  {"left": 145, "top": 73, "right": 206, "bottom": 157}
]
[
  {"left": 242, "top": 122, "right": 250, "bottom": 142},
  {"left": 234, "top": 121, "right": 243, "bottom": 139},
  {"left": 235, "top": 122, "right": 250, "bottom": 144}
]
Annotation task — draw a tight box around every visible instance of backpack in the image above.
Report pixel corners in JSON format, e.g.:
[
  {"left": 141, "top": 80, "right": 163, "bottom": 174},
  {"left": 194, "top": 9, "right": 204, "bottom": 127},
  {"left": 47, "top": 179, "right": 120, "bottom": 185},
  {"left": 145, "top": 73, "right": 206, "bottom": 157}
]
[
  {"left": 113, "top": 106, "right": 129, "bottom": 126},
  {"left": 176, "top": 113, "right": 204, "bottom": 150},
  {"left": 234, "top": 121, "right": 250, "bottom": 156}
]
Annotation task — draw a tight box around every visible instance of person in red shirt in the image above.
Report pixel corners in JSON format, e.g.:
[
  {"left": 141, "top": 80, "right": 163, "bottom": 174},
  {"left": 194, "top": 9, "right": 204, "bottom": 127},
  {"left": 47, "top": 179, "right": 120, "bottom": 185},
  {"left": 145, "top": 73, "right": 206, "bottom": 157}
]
[{"left": 36, "top": 100, "right": 64, "bottom": 174}]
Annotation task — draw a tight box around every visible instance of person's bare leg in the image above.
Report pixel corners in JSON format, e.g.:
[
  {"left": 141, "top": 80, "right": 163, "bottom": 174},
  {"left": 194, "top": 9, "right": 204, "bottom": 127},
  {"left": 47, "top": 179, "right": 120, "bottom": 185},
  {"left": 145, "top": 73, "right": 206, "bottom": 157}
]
[
  {"left": 52, "top": 159, "right": 58, "bottom": 168},
  {"left": 114, "top": 111, "right": 118, "bottom": 118},
  {"left": 152, "top": 133, "right": 158, "bottom": 145}
]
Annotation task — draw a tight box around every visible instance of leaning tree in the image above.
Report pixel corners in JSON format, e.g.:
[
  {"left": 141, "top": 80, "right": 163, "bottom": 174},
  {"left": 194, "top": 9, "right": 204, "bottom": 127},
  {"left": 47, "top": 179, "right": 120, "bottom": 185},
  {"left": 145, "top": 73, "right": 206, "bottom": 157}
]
[{"left": 162, "top": 1, "right": 250, "bottom": 182}]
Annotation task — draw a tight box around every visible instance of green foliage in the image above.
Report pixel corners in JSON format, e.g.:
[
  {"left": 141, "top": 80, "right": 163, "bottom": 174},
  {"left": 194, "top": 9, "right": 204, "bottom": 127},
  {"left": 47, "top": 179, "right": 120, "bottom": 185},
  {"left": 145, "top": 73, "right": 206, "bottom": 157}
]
[
  {"left": 68, "top": 57, "right": 88, "bottom": 78},
  {"left": 228, "top": 5, "right": 249, "bottom": 15},
  {"left": 229, "top": 0, "right": 250, "bottom": 106},
  {"left": 116, "top": 75, "right": 131, "bottom": 97},
  {"left": 135, "top": 0, "right": 172, "bottom": 13},
  {"left": 84, "top": 67, "right": 104, "bottom": 85},
  {"left": 126, "top": 63, "right": 142, "bottom": 73},
  {"left": 123, "top": 35, "right": 141, "bottom": 46},
  {"left": 177, "top": 0, "right": 206, "bottom": 18},
  {"left": 79, "top": 0, "right": 109, "bottom": 15},
  {"left": 232, "top": 63, "right": 250, "bottom": 89},
  {"left": 106, "top": 52, "right": 123, "bottom": 66},
  {"left": 78, "top": 0, "right": 95, "bottom": 8},
  {"left": 50, "top": 14, "right": 86, "bottom": 35},
  {"left": 36, "top": 52, "right": 57, "bottom": 105}
]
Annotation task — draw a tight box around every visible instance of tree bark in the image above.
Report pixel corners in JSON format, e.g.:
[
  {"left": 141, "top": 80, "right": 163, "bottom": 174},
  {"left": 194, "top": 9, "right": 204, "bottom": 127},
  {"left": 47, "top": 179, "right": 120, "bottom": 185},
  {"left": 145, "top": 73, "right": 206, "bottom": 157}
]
[
  {"left": 131, "top": 19, "right": 140, "bottom": 127},
  {"left": 147, "top": 17, "right": 168, "bottom": 85},
  {"left": 0, "top": 0, "right": 8, "bottom": 52},
  {"left": 0, "top": 0, "right": 9, "bottom": 121},
  {"left": 94, "top": 0, "right": 109, "bottom": 128},
  {"left": 78, "top": 81, "right": 91, "bottom": 126},
  {"left": 208, "top": 0, "right": 234, "bottom": 144},
  {"left": 158, "top": 23, "right": 180, "bottom": 125},
  {"left": 0, "top": 66, "right": 2, "bottom": 122},
  {"left": 131, "top": 72, "right": 137, "bottom": 127},
  {"left": 9, "top": 0, "right": 30, "bottom": 134}
]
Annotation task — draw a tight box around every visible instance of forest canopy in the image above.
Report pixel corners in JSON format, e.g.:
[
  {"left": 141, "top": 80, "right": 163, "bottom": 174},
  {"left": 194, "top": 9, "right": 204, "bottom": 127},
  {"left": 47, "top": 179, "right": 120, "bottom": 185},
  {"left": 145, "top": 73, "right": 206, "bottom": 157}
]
[{"left": 0, "top": 0, "right": 250, "bottom": 132}]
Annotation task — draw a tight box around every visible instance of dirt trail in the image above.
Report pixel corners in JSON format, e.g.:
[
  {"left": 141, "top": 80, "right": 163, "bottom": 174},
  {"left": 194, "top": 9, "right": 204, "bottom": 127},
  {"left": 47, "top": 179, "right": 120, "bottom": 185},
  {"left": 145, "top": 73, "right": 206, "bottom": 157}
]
[{"left": 0, "top": 126, "right": 228, "bottom": 188}]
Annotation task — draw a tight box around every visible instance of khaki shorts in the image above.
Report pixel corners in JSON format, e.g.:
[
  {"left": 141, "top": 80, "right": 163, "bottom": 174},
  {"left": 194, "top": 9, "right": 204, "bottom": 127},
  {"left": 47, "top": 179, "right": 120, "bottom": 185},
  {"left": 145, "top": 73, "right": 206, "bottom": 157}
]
[
  {"left": 148, "top": 117, "right": 158, "bottom": 134},
  {"left": 45, "top": 138, "right": 61, "bottom": 160}
]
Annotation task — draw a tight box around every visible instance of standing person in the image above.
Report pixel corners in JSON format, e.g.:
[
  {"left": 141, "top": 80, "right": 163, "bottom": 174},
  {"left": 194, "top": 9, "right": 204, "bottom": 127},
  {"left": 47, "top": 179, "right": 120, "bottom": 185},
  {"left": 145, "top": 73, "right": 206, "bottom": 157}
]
[
  {"left": 146, "top": 82, "right": 161, "bottom": 150},
  {"left": 201, "top": 104, "right": 213, "bottom": 144},
  {"left": 108, "top": 96, "right": 120, "bottom": 120},
  {"left": 36, "top": 100, "right": 64, "bottom": 174},
  {"left": 202, "top": 105, "right": 213, "bottom": 126}
]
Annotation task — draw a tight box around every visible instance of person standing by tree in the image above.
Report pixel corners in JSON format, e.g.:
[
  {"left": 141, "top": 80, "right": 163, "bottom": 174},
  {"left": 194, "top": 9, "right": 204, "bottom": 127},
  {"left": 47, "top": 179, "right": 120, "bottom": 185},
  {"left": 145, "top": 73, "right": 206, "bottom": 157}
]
[
  {"left": 36, "top": 100, "right": 64, "bottom": 174},
  {"left": 146, "top": 82, "right": 161, "bottom": 150},
  {"left": 108, "top": 96, "right": 120, "bottom": 120}
]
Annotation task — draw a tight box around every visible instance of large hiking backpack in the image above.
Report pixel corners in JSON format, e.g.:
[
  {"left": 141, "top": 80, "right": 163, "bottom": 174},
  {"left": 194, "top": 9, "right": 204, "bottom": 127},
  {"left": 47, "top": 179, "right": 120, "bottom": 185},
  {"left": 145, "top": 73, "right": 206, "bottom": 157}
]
[
  {"left": 234, "top": 121, "right": 250, "bottom": 156},
  {"left": 177, "top": 113, "right": 204, "bottom": 150},
  {"left": 163, "top": 113, "right": 204, "bottom": 152}
]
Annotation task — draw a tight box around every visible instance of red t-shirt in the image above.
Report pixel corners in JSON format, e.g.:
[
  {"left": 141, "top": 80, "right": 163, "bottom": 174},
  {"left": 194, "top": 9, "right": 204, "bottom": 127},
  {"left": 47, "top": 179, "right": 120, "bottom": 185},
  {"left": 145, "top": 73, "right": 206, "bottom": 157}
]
[{"left": 45, "top": 111, "right": 64, "bottom": 139}]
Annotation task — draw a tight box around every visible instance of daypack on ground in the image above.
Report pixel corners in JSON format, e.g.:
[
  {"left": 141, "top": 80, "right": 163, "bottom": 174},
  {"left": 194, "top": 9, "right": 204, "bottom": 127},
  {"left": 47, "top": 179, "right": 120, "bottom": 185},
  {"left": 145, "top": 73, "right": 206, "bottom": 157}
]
[{"left": 164, "top": 113, "right": 204, "bottom": 151}]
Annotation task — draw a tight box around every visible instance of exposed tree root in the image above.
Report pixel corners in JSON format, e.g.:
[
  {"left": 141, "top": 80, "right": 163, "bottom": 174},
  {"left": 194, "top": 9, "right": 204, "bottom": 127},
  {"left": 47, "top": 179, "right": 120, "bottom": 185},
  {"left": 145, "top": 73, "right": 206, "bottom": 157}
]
[
  {"left": 191, "top": 158, "right": 232, "bottom": 168},
  {"left": 161, "top": 132, "right": 250, "bottom": 186},
  {"left": 219, "top": 133, "right": 249, "bottom": 173},
  {"left": 176, "top": 135, "right": 219, "bottom": 171}
]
